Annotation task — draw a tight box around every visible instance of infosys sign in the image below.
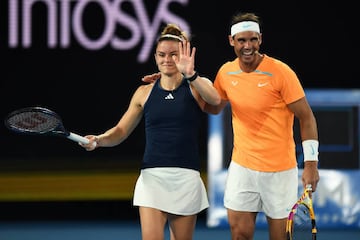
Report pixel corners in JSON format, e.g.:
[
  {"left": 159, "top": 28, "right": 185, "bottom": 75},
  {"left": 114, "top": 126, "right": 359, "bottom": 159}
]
[{"left": 7, "top": 0, "right": 191, "bottom": 62}]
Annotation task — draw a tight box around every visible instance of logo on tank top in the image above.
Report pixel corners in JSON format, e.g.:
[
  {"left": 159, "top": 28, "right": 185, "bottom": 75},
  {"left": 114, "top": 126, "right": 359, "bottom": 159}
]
[{"left": 164, "top": 93, "right": 174, "bottom": 100}]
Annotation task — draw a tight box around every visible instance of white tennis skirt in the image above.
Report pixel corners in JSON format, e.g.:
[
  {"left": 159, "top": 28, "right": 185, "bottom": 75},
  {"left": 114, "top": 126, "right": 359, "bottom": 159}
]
[{"left": 133, "top": 167, "right": 209, "bottom": 216}]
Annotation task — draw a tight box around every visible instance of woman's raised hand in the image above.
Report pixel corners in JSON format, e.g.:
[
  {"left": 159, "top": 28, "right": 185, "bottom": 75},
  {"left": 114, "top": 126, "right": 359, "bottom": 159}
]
[{"left": 174, "top": 40, "right": 196, "bottom": 77}]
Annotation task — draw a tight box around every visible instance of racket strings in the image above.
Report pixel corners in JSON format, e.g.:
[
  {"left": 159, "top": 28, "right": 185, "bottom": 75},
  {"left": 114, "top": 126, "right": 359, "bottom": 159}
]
[
  {"left": 293, "top": 203, "right": 312, "bottom": 227},
  {"left": 290, "top": 203, "right": 316, "bottom": 240},
  {"left": 7, "top": 112, "right": 60, "bottom": 133}
]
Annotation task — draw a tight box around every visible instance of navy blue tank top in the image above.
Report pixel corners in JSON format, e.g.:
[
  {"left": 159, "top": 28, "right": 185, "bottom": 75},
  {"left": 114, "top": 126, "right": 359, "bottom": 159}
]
[{"left": 142, "top": 78, "right": 203, "bottom": 171}]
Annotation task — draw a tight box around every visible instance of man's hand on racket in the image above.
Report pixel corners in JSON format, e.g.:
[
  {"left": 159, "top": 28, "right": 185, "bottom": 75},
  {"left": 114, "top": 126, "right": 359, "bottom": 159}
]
[
  {"left": 302, "top": 161, "right": 320, "bottom": 192},
  {"left": 79, "top": 135, "right": 98, "bottom": 151}
]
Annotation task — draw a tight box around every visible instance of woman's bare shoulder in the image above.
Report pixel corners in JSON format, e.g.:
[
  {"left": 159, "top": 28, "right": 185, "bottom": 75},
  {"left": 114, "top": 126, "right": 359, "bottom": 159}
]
[
  {"left": 137, "top": 82, "right": 155, "bottom": 94},
  {"left": 132, "top": 83, "right": 155, "bottom": 106}
]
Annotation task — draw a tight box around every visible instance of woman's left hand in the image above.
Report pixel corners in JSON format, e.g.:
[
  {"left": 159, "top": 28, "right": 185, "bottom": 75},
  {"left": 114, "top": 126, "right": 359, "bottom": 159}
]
[{"left": 174, "top": 40, "right": 196, "bottom": 78}]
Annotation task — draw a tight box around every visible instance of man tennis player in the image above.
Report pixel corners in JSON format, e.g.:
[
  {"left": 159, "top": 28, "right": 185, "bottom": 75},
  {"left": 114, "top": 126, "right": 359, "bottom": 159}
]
[{"left": 204, "top": 12, "right": 320, "bottom": 240}]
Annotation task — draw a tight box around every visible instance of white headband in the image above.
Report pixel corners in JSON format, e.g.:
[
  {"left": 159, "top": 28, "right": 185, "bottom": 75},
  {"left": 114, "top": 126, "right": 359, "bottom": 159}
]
[
  {"left": 159, "top": 34, "right": 183, "bottom": 41},
  {"left": 231, "top": 21, "right": 260, "bottom": 36}
]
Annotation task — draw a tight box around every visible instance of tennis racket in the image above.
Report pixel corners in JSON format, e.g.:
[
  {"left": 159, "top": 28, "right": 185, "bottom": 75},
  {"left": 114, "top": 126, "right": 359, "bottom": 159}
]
[
  {"left": 286, "top": 184, "right": 317, "bottom": 240},
  {"left": 4, "top": 106, "right": 93, "bottom": 145}
]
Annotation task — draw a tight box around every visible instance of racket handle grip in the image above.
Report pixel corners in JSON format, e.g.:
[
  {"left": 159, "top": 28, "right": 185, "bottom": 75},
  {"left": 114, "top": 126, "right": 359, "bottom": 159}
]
[{"left": 67, "top": 132, "right": 89, "bottom": 144}]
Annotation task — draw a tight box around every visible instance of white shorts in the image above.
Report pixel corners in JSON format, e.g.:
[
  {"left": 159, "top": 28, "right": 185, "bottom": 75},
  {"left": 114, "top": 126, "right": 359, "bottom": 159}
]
[
  {"left": 133, "top": 167, "right": 209, "bottom": 216},
  {"left": 224, "top": 161, "right": 298, "bottom": 219}
]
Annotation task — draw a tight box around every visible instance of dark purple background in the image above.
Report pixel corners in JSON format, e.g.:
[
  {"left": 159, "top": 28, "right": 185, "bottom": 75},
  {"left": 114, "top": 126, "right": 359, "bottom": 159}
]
[{"left": 0, "top": 0, "right": 357, "bottom": 170}]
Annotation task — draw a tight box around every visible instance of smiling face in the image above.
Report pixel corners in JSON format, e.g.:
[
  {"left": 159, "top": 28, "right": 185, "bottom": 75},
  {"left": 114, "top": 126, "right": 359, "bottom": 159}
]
[
  {"left": 154, "top": 39, "right": 180, "bottom": 76},
  {"left": 229, "top": 30, "right": 262, "bottom": 65}
]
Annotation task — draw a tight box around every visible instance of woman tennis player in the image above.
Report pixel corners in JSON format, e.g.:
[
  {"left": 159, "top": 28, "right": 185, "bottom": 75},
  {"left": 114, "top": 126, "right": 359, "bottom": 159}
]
[{"left": 80, "top": 23, "right": 220, "bottom": 240}]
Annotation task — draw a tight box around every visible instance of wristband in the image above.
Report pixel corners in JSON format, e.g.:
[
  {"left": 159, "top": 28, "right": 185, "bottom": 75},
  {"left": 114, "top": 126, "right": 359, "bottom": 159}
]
[
  {"left": 302, "top": 139, "right": 319, "bottom": 161},
  {"left": 185, "top": 71, "right": 198, "bottom": 82}
]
